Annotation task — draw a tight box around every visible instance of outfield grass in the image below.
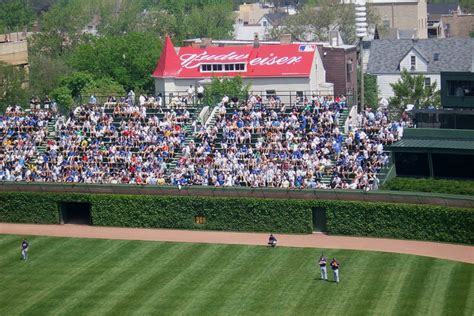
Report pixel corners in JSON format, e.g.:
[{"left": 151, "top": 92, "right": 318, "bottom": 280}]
[{"left": 0, "top": 235, "right": 472, "bottom": 316}]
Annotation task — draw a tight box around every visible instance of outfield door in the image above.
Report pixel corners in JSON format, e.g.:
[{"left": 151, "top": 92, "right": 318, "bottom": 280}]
[{"left": 312, "top": 207, "right": 327, "bottom": 232}]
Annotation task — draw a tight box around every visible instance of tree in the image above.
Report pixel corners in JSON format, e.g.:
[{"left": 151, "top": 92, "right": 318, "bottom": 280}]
[
  {"left": 67, "top": 32, "right": 162, "bottom": 93},
  {"left": 80, "top": 77, "right": 125, "bottom": 100},
  {"left": 0, "top": 62, "right": 28, "bottom": 112},
  {"left": 50, "top": 86, "right": 74, "bottom": 111},
  {"left": 389, "top": 69, "right": 441, "bottom": 117},
  {"left": 357, "top": 71, "right": 379, "bottom": 109},
  {"left": 28, "top": 55, "right": 71, "bottom": 98},
  {"left": 0, "top": 0, "right": 34, "bottom": 32},
  {"left": 29, "top": 1, "right": 90, "bottom": 57},
  {"left": 205, "top": 76, "right": 250, "bottom": 106},
  {"left": 58, "top": 72, "right": 94, "bottom": 99}
]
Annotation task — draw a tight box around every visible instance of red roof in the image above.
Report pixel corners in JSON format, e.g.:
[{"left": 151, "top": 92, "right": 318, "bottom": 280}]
[
  {"left": 152, "top": 39, "right": 317, "bottom": 79},
  {"left": 152, "top": 36, "right": 181, "bottom": 78}
]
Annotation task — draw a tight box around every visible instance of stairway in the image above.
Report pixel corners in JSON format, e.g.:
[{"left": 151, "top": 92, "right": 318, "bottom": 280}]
[{"left": 37, "top": 118, "right": 57, "bottom": 155}]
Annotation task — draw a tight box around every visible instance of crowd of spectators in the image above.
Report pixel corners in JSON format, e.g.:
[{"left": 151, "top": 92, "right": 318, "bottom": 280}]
[
  {"left": 170, "top": 95, "right": 407, "bottom": 190},
  {"left": 0, "top": 93, "right": 410, "bottom": 190},
  {"left": 0, "top": 106, "right": 53, "bottom": 181}
]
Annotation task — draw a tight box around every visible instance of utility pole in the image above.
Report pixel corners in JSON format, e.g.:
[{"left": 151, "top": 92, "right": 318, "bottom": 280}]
[{"left": 355, "top": 0, "right": 368, "bottom": 113}]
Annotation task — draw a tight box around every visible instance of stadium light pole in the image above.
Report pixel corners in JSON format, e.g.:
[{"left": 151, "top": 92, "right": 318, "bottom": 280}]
[{"left": 355, "top": 0, "right": 368, "bottom": 113}]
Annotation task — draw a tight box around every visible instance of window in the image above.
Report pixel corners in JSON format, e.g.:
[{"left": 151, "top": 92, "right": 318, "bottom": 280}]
[
  {"left": 235, "top": 63, "right": 246, "bottom": 71},
  {"left": 224, "top": 64, "right": 235, "bottom": 71},
  {"left": 410, "top": 56, "right": 416, "bottom": 70},
  {"left": 447, "top": 80, "right": 474, "bottom": 97},
  {"left": 433, "top": 53, "right": 439, "bottom": 61},
  {"left": 383, "top": 20, "right": 390, "bottom": 28},
  {"left": 194, "top": 215, "right": 207, "bottom": 224},
  {"left": 424, "top": 77, "right": 431, "bottom": 87},
  {"left": 201, "top": 64, "right": 212, "bottom": 72},
  {"left": 200, "top": 63, "right": 246, "bottom": 73},
  {"left": 262, "top": 20, "right": 267, "bottom": 27}
]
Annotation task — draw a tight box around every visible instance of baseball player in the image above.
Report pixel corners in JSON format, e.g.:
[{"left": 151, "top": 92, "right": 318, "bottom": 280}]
[
  {"left": 319, "top": 254, "right": 328, "bottom": 280},
  {"left": 330, "top": 257, "right": 340, "bottom": 283},
  {"left": 21, "top": 238, "right": 29, "bottom": 260}
]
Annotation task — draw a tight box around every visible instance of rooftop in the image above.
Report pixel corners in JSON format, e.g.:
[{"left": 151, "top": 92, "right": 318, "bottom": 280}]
[{"left": 367, "top": 38, "right": 474, "bottom": 74}]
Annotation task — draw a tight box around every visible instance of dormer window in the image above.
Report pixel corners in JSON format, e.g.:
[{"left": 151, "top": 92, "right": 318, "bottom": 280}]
[{"left": 410, "top": 56, "right": 416, "bottom": 70}]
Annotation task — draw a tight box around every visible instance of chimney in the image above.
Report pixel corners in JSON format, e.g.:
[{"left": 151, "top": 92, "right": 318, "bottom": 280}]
[
  {"left": 254, "top": 33, "right": 260, "bottom": 48},
  {"left": 200, "top": 38, "right": 212, "bottom": 48},
  {"left": 280, "top": 34, "right": 291, "bottom": 45}
]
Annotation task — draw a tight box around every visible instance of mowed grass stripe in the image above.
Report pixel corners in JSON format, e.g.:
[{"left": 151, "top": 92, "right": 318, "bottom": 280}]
[
  {"left": 242, "top": 248, "right": 313, "bottom": 315},
  {"left": 18, "top": 239, "right": 127, "bottom": 315},
  {"left": 420, "top": 261, "right": 456, "bottom": 316},
  {"left": 216, "top": 247, "right": 290, "bottom": 314},
  {"left": 47, "top": 240, "right": 148, "bottom": 315},
  {"left": 77, "top": 242, "right": 181, "bottom": 316},
  {"left": 341, "top": 252, "right": 400, "bottom": 315},
  {"left": 60, "top": 241, "right": 169, "bottom": 315},
  {"left": 134, "top": 244, "right": 230, "bottom": 315},
  {"left": 442, "top": 264, "right": 474, "bottom": 315},
  {"left": 171, "top": 245, "right": 250, "bottom": 315},
  {"left": 0, "top": 235, "right": 59, "bottom": 266},
  {"left": 102, "top": 243, "right": 204, "bottom": 315},
  {"left": 0, "top": 235, "right": 472, "bottom": 316},
  {"left": 180, "top": 246, "right": 259, "bottom": 315},
  {"left": 391, "top": 256, "right": 437, "bottom": 314},
  {"left": 375, "top": 255, "right": 418, "bottom": 315},
  {"left": 0, "top": 237, "right": 78, "bottom": 311}
]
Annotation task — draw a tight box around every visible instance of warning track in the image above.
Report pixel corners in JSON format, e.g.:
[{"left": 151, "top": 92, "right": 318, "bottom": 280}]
[{"left": 0, "top": 223, "right": 472, "bottom": 264}]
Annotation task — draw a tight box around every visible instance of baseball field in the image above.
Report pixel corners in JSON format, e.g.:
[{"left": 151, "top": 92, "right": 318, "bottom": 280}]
[{"left": 0, "top": 235, "right": 472, "bottom": 315}]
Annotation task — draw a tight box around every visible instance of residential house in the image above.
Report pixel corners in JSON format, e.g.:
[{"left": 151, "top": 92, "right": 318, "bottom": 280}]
[
  {"left": 367, "top": 38, "right": 474, "bottom": 99},
  {"left": 234, "top": 4, "right": 289, "bottom": 40}
]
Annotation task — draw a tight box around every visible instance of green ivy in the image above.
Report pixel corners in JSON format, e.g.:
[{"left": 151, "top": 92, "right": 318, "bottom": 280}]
[{"left": 0, "top": 192, "right": 472, "bottom": 244}]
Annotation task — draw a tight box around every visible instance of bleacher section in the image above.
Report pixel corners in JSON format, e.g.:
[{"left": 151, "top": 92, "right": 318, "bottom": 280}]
[{"left": 1, "top": 95, "right": 404, "bottom": 190}]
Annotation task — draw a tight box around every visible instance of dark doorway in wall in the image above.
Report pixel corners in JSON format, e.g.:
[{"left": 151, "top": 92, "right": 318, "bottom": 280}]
[
  {"left": 312, "top": 207, "right": 327, "bottom": 232},
  {"left": 59, "top": 202, "right": 92, "bottom": 225}
]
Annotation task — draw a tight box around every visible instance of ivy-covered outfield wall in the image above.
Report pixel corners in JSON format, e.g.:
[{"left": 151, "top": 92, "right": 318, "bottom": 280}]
[{"left": 0, "top": 192, "right": 473, "bottom": 244}]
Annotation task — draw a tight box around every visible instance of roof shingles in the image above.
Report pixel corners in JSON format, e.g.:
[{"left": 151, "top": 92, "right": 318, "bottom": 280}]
[{"left": 367, "top": 38, "right": 474, "bottom": 74}]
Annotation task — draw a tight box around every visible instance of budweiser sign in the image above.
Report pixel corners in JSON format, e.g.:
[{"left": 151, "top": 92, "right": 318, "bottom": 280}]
[
  {"left": 153, "top": 42, "right": 316, "bottom": 78},
  {"left": 180, "top": 51, "right": 303, "bottom": 69}
]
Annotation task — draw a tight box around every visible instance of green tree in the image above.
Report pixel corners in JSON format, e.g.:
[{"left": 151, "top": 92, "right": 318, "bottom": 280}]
[
  {"left": 58, "top": 72, "right": 94, "bottom": 99},
  {"left": 67, "top": 32, "right": 162, "bottom": 93},
  {"left": 0, "top": 0, "right": 34, "bottom": 31},
  {"left": 205, "top": 76, "right": 250, "bottom": 106},
  {"left": 358, "top": 71, "right": 379, "bottom": 108},
  {"left": 50, "top": 85, "right": 74, "bottom": 111},
  {"left": 28, "top": 55, "right": 71, "bottom": 98},
  {"left": 81, "top": 77, "right": 125, "bottom": 100},
  {"left": 29, "top": 1, "right": 90, "bottom": 57},
  {"left": 0, "top": 62, "right": 28, "bottom": 112},
  {"left": 389, "top": 69, "right": 441, "bottom": 117}
]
